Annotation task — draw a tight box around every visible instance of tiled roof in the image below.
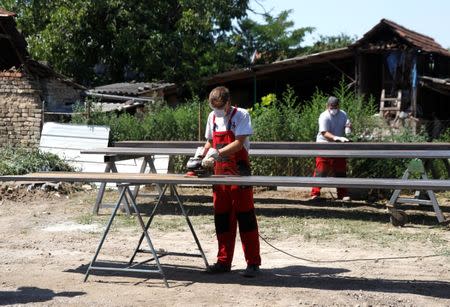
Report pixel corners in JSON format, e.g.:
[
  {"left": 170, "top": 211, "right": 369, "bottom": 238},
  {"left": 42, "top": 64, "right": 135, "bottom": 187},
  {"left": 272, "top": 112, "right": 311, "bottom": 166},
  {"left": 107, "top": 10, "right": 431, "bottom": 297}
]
[
  {"left": 352, "top": 19, "right": 450, "bottom": 56},
  {"left": 0, "top": 9, "right": 28, "bottom": 66}
]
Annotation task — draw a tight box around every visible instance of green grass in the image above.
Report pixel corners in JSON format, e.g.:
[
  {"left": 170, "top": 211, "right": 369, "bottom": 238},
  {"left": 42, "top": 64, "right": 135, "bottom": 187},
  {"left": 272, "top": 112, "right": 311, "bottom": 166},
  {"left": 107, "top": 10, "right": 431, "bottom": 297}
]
[
  {"left": 74, "top": 211, "right": 213, "bottom": 234},
  {"left": 258, "top": 215, "right": 450, "bottom": 256},
  {"left": 68, "top": 189, "right": 450, "bottom": 257}
]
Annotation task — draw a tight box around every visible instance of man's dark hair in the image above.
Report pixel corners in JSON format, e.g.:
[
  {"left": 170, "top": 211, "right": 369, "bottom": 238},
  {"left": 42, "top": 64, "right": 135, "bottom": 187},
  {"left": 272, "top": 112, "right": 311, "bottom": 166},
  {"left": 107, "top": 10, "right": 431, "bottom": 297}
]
[
  {"left": 209, "top": 86, "right": 230, "bottom": 108},
  {"left": 327, "top": 96, "right": 340, "bottom": 106}
]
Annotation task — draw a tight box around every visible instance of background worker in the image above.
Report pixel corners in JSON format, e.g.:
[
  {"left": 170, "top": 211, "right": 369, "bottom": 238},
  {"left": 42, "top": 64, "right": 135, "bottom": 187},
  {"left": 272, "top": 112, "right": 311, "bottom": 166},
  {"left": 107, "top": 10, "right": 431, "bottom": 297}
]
[
  {"left": 201, "top": 86, "right": 261, "bottom": 278},
  {"left": 311, "top": 96, "right": 352, "bottom": 201}
]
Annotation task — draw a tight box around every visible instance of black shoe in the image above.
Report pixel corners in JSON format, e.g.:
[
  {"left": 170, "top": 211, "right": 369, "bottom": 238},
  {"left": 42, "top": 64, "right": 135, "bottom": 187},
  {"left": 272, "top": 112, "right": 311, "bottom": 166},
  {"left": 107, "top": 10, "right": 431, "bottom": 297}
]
[
  {"left": 206, "top": 262, "right": 231, "bottom": 274},
  {"left": 241, "top": 264, "right": 260, "bottom": 278}
]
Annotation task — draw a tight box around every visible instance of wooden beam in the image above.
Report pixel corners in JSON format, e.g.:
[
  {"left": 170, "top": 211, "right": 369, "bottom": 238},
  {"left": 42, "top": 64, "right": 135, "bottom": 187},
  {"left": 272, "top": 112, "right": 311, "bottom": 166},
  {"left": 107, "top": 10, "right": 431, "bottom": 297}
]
[{"left": 0, "top": 33, "right": 11, "bottom": 40}]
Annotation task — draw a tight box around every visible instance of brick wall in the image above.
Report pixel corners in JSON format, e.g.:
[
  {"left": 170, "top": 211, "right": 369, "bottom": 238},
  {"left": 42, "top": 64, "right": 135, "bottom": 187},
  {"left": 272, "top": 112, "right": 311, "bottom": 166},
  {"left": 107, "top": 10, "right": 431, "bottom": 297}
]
[
  {"left": 40, "top": 78, "right": 82, "bottom": 112},
  {"left": 0, "top": 71, "right": 42, "bottom": 149}
]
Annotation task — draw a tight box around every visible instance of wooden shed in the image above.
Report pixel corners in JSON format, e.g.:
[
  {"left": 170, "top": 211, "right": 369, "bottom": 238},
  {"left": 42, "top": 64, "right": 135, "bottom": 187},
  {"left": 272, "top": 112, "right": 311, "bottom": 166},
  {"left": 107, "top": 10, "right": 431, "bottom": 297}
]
[{"left": 207, "top": 19, "right": 450, "bottom": 123}]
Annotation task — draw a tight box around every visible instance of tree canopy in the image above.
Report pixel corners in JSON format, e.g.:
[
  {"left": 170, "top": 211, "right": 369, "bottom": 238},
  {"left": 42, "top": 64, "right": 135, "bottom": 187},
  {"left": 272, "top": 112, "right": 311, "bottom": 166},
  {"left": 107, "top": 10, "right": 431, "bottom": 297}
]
[
  {"left": 3, "top": 1, "right": 247, "bottom": 90},
  {"left": 306, "top": 33, "right": 357, "bottom": 54},
  {"left": 232, "top": 10, "right": 314, "bottom": 66},
  {"left": 2, "top": 1, "right": 356, "bottom": 94}
]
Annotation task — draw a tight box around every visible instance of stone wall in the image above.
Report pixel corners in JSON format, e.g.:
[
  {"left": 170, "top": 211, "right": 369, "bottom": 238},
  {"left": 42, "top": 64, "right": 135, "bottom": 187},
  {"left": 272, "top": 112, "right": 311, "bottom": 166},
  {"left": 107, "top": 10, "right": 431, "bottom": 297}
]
[{"left": 0, "top": 71, "right": 42, "bottom": 149}]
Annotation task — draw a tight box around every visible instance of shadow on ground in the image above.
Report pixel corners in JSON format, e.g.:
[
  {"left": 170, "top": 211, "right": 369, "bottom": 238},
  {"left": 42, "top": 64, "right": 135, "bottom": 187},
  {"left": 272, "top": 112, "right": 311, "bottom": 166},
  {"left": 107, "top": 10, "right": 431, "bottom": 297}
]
[
  {"left": 0, "top": 287, "right": 85, "bottom": 305},
  {"left": 66, "top": 261, "right": 450, "bottom": 299},
  {"left": 116, "top": 194, "right": 448, "bottom": 226}
]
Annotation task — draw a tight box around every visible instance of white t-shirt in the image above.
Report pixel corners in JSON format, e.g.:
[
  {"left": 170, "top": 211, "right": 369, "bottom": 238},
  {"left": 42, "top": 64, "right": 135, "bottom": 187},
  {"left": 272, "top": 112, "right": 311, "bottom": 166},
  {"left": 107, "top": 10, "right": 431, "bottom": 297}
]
[
  {"left": 205, "top": 107, "right": 253, "bottom": 151},
  {"left": 316, "top": 109, "right": 348, "bottom": 142}
]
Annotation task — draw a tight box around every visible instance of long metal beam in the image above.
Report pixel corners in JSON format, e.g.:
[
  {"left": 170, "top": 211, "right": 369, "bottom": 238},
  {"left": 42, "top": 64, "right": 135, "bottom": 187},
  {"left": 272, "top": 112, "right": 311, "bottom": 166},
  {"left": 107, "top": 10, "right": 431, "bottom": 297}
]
[
  {"left": 2, "top": 172, "right": 450, "bottom": 190},
  {"left": 113, "top": 141, "right": 450, "bottom": 150},
  {"left": 81, "top": 147, "right": 450, "bottom": 159}
]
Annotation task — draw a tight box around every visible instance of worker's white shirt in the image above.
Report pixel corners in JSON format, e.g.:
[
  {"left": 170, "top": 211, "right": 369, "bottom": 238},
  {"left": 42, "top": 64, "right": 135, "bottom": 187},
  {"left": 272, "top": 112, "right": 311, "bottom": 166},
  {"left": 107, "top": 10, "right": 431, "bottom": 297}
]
[
  {"left": 205, "top": 107, "right": 252, "bottom": 151},
  {"left": 316, "top": 109, "right": 348, "bottom": 142}
]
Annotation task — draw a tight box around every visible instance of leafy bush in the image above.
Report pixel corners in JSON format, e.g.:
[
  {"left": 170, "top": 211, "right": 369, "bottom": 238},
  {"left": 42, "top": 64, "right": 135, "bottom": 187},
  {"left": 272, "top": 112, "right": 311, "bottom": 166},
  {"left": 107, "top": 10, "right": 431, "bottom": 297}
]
[
  {"left": 250, "top": 82, "right": 380, "bottom": 176},
  {"left": 173, "top": 96, "right": 205, "bottom": 141},
  {"left": 0, "top": 147, "right": 74, "bottom": 175},
  {"left": 71, "top": 99, "right": 111, "bottom": 126},
  {"left": 69, "top": 83, "right": 436, "bottom": 179},
  {"left": 71, "top": 97, "right": 208, "bottom": 142}
]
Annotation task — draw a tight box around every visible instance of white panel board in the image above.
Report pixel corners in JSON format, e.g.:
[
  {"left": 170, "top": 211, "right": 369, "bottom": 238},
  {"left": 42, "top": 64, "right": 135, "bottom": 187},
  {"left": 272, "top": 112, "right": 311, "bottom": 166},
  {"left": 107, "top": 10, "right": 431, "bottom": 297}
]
[
  {"left": 39, "top": 122, "right": 110, "bottom": 169},
  {"left": 39, "top": 122, "right": 169, "bottom": 183}
]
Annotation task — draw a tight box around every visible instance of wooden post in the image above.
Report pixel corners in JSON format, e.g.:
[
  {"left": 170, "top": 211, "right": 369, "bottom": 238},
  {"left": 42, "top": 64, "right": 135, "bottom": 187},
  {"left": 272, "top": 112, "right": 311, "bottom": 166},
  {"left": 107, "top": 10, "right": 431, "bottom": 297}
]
[
  {"left": 86, "top": 99, "right": 91, "bottom": 122},
  {"left": 198, "top": 99, "right": 201, "bottom": 141}
]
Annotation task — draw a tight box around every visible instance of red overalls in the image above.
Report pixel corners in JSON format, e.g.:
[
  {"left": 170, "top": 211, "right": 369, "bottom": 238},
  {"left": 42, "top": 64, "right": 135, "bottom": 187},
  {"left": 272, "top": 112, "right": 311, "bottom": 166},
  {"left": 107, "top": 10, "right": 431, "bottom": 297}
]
[
  {"left": 212, "top": 108, "right": 261, "bottom": 267},
  {"left": 311, "top": 157, "right": 348, "bottom": 198}
]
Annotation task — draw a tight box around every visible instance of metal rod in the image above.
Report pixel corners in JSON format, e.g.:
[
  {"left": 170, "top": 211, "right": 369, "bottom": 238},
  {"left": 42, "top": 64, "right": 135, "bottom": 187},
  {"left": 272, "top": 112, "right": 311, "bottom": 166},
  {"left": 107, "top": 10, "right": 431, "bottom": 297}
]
[
  {"left": 128, "top": 184, "right": 169, "bottom": 265},
  {"left": 88, "top": 266, "right": 160, "bottom": 274},
  {"left": 126, "top": 187, "right": 169, "bottom": 287},
  {"left": 171, "top": 184, "right": 209, "bottom": 268},
  {"left": 84, "top": 187, "right": 127, "bottom": 282}
]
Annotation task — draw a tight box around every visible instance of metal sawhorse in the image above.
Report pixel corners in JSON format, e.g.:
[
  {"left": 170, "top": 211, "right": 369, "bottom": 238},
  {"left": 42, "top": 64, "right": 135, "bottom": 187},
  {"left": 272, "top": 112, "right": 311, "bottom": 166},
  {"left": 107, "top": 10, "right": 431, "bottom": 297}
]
[
  {"left": 93, "top": 155, "right": 162, "bottom": 214},
  {"left": 84, "top": 182, "right": 209, "bottom": 287},
  {"left": 387, "top": 159, "right": 446, "bottom": 226}
]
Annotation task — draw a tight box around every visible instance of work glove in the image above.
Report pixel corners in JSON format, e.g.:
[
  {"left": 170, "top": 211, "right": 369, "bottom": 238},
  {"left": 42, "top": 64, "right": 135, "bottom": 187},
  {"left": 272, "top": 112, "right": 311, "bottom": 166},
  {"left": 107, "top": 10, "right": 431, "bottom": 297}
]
[
  {"left": 333, "top": 136, "right": 349, "bottom": 142},
  {"left": 193, "top": 146, "right": 205, "bottom": 158},
  {"left": 345, "top": 119, "right": 352, "bottom": 136},
  {"left": 204, "top": 148, "right": 220, "bottom": 160},
  {"left": 201, "top": 148, "right": 220, "bottom": 168}
]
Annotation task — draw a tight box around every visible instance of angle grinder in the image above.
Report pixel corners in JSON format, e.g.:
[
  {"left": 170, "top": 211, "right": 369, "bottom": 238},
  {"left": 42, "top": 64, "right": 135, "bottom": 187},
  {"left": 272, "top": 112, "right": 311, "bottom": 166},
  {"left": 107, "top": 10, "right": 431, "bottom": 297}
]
[{"left": 185, "top": 147, "right": 213, "bottom": 177}]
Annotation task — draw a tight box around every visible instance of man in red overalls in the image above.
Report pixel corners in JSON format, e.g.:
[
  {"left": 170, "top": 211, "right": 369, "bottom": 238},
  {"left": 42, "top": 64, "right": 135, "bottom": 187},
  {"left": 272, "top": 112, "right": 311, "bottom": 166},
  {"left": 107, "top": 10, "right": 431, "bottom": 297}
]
[{"left": 201, "top": 86, "right": 261, "bottom": 277}]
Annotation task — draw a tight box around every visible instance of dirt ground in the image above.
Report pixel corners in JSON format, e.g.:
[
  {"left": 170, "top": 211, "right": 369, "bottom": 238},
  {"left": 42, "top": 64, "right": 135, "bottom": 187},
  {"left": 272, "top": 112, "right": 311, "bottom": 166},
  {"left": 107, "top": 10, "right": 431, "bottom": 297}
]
[{"left": 0, "top": 184, "right": 450, "bottom": 307}]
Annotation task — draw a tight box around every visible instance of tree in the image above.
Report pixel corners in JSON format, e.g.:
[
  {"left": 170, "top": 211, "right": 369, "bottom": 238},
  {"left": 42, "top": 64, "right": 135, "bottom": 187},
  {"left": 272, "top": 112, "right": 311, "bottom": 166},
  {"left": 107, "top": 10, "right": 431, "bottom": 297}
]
[
  {"left": 306, "top": 33, "right": 357, "bottom": 54},
  {"left": 232, "top": 10, "right": 314, "bottom": 65},
  {"left": 2, "top": 0, "right": 249, "bottom": 93}
]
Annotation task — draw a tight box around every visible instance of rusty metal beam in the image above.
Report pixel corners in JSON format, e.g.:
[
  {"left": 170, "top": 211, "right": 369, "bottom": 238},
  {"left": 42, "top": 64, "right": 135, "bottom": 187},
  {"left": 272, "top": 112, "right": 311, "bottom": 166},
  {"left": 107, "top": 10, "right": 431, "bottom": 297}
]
[{"left": 2, "top": 172, "right": 450, "bottom": 190}]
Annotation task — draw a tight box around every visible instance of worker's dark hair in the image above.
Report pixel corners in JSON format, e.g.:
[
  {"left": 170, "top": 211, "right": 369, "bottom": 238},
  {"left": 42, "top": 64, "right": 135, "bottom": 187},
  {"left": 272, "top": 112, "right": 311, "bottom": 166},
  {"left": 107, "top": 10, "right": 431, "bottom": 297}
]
[
  {"left": 327, "top": 96, "right": 340, "bottom": 106},
  {"left": 209, "top": 86, "right": 230, "bottom": 108}
]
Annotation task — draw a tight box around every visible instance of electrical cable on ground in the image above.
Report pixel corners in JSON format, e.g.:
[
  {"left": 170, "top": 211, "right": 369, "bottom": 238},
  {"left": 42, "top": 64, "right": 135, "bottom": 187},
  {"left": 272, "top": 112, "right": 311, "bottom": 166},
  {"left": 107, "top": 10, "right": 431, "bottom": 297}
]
[{"left": 258, "top": 233, "right": 446, "bottom": 263}]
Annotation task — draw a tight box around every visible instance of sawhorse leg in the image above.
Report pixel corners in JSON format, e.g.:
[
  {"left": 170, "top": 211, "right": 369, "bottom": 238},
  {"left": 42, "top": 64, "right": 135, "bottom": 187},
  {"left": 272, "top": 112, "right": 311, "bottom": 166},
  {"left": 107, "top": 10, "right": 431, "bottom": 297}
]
[
  {"left": 84, "top": 185, "right": 168, "bottom": 287},
  {"left": 388, "top": 159, "right": 446, "bottom": 225},
  {"left": 131, "top": 156, "right": 165, "bottom": 199},
  {"left": 128, "top": 184, "right": 209, "bottom": 268},
  {"left": 93, "top": 161, "right": 132, "bottom": 215}
]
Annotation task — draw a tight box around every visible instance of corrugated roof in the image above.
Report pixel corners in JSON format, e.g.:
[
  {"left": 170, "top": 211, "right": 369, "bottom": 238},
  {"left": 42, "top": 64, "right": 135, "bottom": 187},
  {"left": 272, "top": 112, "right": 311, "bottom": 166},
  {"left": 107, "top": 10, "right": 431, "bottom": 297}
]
[
  {"left": 353, "top": 18, "right": 450, "bottom": 56},
  {"left": 207, "top": 47, "right": 353, "bottom": 85},
  {"left": 92, "top": 82, "right": 176, "bottom": 96},
  {"left": 419, "top": 76, "right": 450, "bottom": 96},
  {"left": 93, "top": 100, "right": 145, "bottom": 113},
  {"left": 0, "top": 8, "right": 16, "bottom": 17}
]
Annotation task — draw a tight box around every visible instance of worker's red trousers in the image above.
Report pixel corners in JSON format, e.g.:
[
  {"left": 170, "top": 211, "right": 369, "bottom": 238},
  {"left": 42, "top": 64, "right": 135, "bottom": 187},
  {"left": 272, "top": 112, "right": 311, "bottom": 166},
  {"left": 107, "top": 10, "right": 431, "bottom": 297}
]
[
  {"left": 213, "top": 184, "right": 260, "bottom": 266},
  {"left": 311, "top": 157, "right": 348, "bottom": 198}
]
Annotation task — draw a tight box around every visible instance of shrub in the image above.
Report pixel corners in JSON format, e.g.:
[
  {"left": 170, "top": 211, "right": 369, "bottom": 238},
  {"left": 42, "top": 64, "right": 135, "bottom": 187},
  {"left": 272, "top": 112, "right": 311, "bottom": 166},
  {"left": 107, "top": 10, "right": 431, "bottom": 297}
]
[
  {"left": 0, "top": 147, "right": 74, "bottom": 175},
  {"left": 68, "top": 83, "right": 435, "bottom": 179},
  {"left": 173, "top": 96, "right": 203, "bottom": 141},
  {"left": 250, "top": 81, "right": 380, "bottom": 176},
  {"left": 110, "top": 113, "right": 146, "bottom": 141},
  {"left": 71, "top": 97, "right": 208, "bottom": 142}
]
